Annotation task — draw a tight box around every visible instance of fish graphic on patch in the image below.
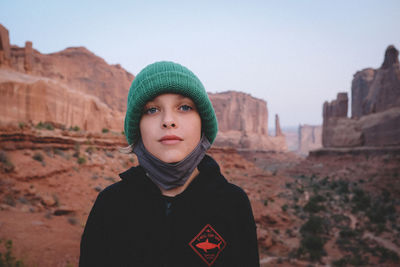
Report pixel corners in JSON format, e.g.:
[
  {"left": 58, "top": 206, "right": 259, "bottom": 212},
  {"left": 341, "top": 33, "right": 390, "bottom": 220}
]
[
  {"left": 189, "top": 224, "right": 227, "bottom": 266},
  {"left": 195, "top": 238, "right": 222, "bottom": 252}
]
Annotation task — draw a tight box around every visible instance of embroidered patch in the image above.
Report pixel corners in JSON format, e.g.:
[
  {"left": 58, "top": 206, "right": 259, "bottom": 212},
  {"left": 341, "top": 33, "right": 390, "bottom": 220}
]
[{"left": 189, "top": 224, "right": 226, "bottom": 266}]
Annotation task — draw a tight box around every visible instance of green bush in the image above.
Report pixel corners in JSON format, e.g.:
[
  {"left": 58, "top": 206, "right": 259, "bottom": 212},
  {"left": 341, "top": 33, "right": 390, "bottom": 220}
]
[
  {"left": 336, "top": 180, "right": 349, "bottom": 194},
  {"left": 35, "top": 121, "right": 54, "bottom": 130},
  {"left": 77, "top": 157, "right": 86, "bottom": 165},
  {"left": 102, "top": 128, "right": 109, "bottom": 133},
  {"left": 299, "top": 234, "right": 326, "bottom": 261},
  {"left": 303, "top": 195, "right": 327, "bottom": 213},
  {"left": 69, "top": 125, "right": 80, "bottom": 131},
  {"left": 18, "top": 122, "right": 25, "bottom": 129},
  {"left": 0, "top": 239, "right": 25, "bottom": 266},
  {"left": 85, "top": 146, "right": 95, "bottom": 154},
  {"left": 300, "top": 216, "right": 326, "bottom": 235},
  {"left": 352, "top": 188, "right": 371, "bottom": 213},
  {"left": 32, "top": 152, "right": 44, "bottom": 162},
  {"left": 0, "top": 151, "right": 15, "bottom": 173}
]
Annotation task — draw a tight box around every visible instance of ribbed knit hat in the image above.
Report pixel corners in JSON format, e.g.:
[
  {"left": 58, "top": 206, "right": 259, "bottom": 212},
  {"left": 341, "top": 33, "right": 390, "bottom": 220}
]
[{"left": 124, "top": 61, "right": 218, "bottom": 145}]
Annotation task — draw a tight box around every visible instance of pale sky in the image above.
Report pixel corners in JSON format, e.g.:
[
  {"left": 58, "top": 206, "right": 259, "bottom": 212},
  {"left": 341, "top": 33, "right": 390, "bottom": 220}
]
[{"left": 1, "top": 0, "right": 399, "bottom": 128}]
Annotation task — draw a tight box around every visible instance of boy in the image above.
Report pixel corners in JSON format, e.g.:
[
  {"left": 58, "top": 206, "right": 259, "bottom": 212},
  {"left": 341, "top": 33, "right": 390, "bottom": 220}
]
[{"left": 79, "top": 61, "right": 259, "bottom": 266}]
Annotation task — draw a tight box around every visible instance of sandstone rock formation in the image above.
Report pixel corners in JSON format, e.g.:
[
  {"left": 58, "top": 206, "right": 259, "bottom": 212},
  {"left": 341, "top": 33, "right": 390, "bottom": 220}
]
[
  {"left": 352, "top": 45, "right": 400, "bottom": 118},
  {"left": 0, "top": 70, "right": 123, "bottom": 132},
  {"left": 0, "top": 24, "right": 133, "bottom": 132},
  {"left": 209, "top": 91, "right": 287, "bottom": 151},
  {"left": 322, "top": 45, "right": 400, "bottom": 148},
  {"left": 0, "top": 24, "right": 11, "bottom": 66},
  {"left": 275, "top": 114, "right": 283, "bottom": 136},
  {"left": 298, "top": 125, "right": 322, "bottom": 155},
  {"left": 0, "top": 24, "right": 287, "bottom": 151}
]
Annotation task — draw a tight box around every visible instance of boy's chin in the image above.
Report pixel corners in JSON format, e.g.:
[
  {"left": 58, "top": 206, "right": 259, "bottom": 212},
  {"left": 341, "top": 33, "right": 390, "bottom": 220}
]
[{"left": 156, "top": 150, "right": 193, "bottom": 164}]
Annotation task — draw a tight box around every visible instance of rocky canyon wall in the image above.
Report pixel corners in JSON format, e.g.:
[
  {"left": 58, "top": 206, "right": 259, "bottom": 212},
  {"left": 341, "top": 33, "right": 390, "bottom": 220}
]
[
  {"left": 0, "top": 24, "right": 287, "bottom": 151},
  {"left": 209, "top": 91, "right": 287, "bottom": 151},
  {"left": 322, "top": 45, "right": 400, "bottom": 148},
  {"left": 298, "top": 125, "right": 322, "bottom": 155},
  {"left": 0, "top": 24, "right": 132, "bottom": 132}
]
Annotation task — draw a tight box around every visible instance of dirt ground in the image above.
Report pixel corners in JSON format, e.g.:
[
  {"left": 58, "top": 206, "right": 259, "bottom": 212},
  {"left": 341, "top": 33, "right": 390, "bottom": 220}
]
[{"left": 1, "top": 126, "right": 399, "bottom": 266}]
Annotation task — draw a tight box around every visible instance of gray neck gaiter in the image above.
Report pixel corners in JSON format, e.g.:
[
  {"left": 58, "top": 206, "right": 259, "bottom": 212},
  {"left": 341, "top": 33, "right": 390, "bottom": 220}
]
[{"left": 133, "top": 135, "right": 211, "bottom": 191}]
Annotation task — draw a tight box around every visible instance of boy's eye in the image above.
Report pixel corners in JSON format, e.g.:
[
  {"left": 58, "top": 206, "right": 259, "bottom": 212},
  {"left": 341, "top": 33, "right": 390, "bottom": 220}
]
[
  {"left": 144, "top": 107, "right": 158, "bottom": 114},
  {"left": 179, "top": 105, "right": 193, "bottom": 111}
]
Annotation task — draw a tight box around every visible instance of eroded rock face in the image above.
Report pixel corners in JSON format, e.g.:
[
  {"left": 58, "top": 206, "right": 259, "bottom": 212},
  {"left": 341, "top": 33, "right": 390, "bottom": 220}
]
[
  {"left": 209, "top": 91, "right": 287, "bottom": 151},
  {"left": 0, "top": 24, "right": 131, "bottom": 133},
  {"left": 298, "top": 125, "right": 322, "bottom": 155},
  {"left": 0, "top": 24, "right": 11, "bottom": 66},
  {"left": 0, "top": 24, "right": 287, "bottom": 151},
  {"left": 323, "top": 45, "right": 400, "bottom": 148},
  {"left": 0, "top": 71, "right": 124, "bottom": 132},
  {"left": 352, "top": 45, "right": 400, "bottom": 118}
]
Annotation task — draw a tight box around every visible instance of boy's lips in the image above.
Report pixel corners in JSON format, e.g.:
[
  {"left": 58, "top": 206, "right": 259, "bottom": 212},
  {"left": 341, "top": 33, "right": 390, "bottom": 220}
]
[{"left": 159, "top": 135, "right": 183, "bottom": 145}]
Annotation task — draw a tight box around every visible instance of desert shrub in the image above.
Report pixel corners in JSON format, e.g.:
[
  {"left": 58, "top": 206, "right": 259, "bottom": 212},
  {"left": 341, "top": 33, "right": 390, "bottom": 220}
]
[
  {"left": 73, "top": 143, "right": 80, "bottom": 158},
  {"left": 296, "top": 187, "right": 304, "bottom": 194},
  {"left": 332, "top": 255, "right": 369, "bottom": 266},
  {"left": 4, "top": 194, "right": 16, "bottom": 207},
  {"left": 44, "top": 147, "right": 53, "bottom": 157},
  {"left": 263, "top": 199, "right": 268, "bottom": 206},
  {"left": 53, "top": 148, "right": 65, "bottom": 157},
  {"left": 351, "top": 188, "right": 371, "bottom": 213},
  {"left": 102, "top": 128, "right": 109, "bottom": 133},
  {"left": 336, "top": 180, "right": 349, "bottom": 194},
  {"left": 105, "top": 151, "right": 114, "bottom": 158},
  {"left": 304, "top": 201, "right": 325, "bottom": 213},
  {"left": 0, "top": 239, "right": 25, "bottom": 267},
  {"left": 77, "top": 156, "right": 86, "bottom": 165},
  {"left": 0, "top": 151, "right": 15, "bottom": 173},
  {"left": 304, "top": 195, "right": 327, "bottom": 213},
  {"left": 32, "top": 152, "right": 44, "bottom": 162},
  {"left": 376, "top": 245, "right": 399, "bottom": 263},
  {"left": 35, "top": 121, "right": 54, "bottom": 130},
  {"left": 85, "top": 146, "right": 95, "bottom": 154},
  {"left": 281, "top": 204, "right": 288, "bottom": 212},
  {"left": 18, "top": 122, "right": 25, "bottom": 129},
  {"left": 69, "top": 125, "right": 80, "bottom": 131},
  {"left": 300, "top": 216, "right": 326, "bottom": 235},
  {"left": 339, "top": 228, "right": 359, "bottom": 239},
  {"left": 297, "top": 234, "right": 326, "bottom": 262}
]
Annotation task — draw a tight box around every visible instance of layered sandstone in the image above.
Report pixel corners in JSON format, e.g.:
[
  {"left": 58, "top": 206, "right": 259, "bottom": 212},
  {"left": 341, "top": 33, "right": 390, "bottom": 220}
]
[
  {"left": 0, "top": 69, "right": 124, "bottom": 132},
  {"left": 208, "top": 91, "right": 287, "bottom": 151},
  {"left": 1, "top": 24, "right": 287, "bottom": 151},
  {"left": 0, "top": 24, "right": 132, "bottom": 132},
  {"left": 298, "top": 125, "right": 322, "bottom": 155},
  {"left": 9, "top": 46, "right": 134, "bottom": 112},
  {"left": 322, "top": 45, "right": 400, "bottom": 148}
]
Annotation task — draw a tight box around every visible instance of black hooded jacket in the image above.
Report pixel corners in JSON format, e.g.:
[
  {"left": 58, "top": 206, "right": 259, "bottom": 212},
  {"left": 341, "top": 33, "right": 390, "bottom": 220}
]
[{"left": 79, "top": 155, "right": 259, "bottom": 267}]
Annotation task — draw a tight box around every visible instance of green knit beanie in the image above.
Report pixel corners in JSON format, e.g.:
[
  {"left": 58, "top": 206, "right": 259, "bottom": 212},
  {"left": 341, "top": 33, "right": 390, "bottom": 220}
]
[{"left": 124, "top": 61, "right": 218, "bottom": 145}]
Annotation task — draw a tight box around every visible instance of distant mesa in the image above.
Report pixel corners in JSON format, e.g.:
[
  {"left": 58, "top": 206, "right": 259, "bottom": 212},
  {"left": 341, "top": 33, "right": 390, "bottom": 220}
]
[
  {"left": 209, "top": 91, "right": 287, "bottom": 151},
  {"left": 0, "top": 24, "right": 287, "bottom": 151},
  {"left": 321, "top": 45, "right": 400, "bottom": 148}
]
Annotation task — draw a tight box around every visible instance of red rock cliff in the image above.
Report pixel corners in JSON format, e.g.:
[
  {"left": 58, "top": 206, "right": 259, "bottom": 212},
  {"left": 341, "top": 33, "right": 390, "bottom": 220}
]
[
  {"left": 209, "top": 91, "right": 287, "bottom": 151},
  {"left": 0, "top": 24, "right": 134, "bottom": 132},
  {"left": 322, "top": 45, "right": 400, "bottom": 148}
]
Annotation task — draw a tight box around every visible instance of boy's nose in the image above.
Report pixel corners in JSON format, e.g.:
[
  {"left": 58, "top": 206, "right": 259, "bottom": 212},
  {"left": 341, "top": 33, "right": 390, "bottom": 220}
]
[{"left": 162, "top": 121, "right": 176, "bottom": 128}]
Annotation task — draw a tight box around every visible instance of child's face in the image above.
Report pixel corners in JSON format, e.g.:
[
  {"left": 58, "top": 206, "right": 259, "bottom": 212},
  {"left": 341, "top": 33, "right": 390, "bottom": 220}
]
[{"left": 139, "top": 93, "right": 202, "bottom": 163}]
